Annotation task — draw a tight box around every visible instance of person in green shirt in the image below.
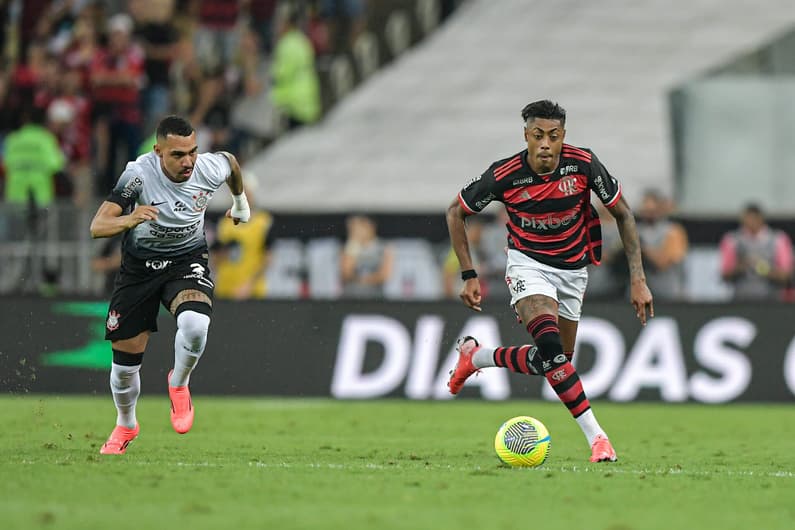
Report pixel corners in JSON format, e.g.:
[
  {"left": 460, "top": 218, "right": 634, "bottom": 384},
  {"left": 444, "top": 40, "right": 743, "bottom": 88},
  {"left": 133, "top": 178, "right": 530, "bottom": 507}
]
[
  {"left": 271, "top": 9, "right": 322, "bottom": 128},
  {"left": 3, "top": 108, "right": 65, "bottom": 207}
]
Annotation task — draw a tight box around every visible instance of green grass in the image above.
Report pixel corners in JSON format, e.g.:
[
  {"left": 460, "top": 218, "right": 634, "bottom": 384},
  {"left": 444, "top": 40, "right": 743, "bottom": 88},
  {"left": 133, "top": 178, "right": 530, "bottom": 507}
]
[{"left": 1, "top": 396, "right": 794, "bottom": 530}]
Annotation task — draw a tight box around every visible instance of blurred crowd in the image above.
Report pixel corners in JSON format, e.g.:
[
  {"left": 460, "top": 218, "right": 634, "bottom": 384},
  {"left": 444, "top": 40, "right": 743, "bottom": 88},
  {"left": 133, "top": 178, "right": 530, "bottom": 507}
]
[{"left": 0, "top": 0, "right": 366, "bottom": 206}]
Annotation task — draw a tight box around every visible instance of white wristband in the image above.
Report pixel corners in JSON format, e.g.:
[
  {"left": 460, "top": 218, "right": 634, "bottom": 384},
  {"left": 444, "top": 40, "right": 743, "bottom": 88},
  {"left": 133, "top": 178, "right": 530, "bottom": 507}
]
[{"left": 231, "top": 193, "right": 251, "bottom": 223}]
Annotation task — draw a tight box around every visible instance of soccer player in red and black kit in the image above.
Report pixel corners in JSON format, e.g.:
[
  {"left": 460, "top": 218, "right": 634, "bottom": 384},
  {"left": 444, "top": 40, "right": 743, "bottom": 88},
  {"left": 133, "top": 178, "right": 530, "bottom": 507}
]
[{"left": 446, "top": 100, "right": 653, "bottom": 462}]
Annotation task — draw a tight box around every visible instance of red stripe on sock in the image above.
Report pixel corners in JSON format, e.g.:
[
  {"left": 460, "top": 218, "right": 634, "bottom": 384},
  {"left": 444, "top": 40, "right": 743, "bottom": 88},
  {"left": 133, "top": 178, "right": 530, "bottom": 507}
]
[
  {"left": 564, "top": 351, "right": 574, "bottom": 362},
  {"left": 504, "top": 347, "right": 517, "bottom": 372},
  {"left": 571, "top": 399, "right": 591, "bottom": 417}
]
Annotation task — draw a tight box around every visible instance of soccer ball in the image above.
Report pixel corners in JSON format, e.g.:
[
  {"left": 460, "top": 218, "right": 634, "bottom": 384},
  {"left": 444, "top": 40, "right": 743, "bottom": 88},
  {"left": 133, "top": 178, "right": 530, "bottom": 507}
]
[{"left": 494, "top": 416, "right": 551, "bottom": 467}]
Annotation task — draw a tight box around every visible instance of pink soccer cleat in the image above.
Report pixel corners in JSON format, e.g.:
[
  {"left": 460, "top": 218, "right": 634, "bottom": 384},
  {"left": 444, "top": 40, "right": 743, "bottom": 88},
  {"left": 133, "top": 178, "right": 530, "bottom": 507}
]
[
  {"left": 168, "top": 369, "right": 194, "bottom": 434},
  {"left": 590, "top": 434, "right": 618, "bottom": 462},
  {"left": 100, "top": 423, "right": 140, "bottom": 455},
  {"left": 447, "top": 336, "right": 482, "bottom": 395}
]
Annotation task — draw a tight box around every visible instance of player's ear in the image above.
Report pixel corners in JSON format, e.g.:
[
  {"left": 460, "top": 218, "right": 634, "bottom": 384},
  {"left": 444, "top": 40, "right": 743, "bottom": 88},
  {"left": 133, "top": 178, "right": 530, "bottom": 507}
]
[{"left": 523, "top": 126, "right": 529, "bottom": 142}]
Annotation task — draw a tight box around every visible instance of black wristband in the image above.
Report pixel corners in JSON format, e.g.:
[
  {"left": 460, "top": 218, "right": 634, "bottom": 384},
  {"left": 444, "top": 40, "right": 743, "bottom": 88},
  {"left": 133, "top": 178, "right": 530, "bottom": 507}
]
[{"left": 461, "top": 269, "right": 478, "bottom": 281}]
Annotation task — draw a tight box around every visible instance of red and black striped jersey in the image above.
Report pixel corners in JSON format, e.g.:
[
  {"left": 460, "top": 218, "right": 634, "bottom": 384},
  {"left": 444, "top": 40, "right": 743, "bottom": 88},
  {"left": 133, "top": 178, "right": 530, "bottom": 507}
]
[{"left": 458, "top": 144, "right": 622, "bottom": 270}]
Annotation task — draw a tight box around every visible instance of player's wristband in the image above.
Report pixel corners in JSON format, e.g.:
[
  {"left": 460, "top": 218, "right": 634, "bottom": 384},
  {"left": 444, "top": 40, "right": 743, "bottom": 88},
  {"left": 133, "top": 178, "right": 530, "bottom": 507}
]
[
  {"left": 231, "top": 193, "right": 251, "bottom": 223},
  {"left": 461, "top": 269, "right": 478, "bottom": 281}
]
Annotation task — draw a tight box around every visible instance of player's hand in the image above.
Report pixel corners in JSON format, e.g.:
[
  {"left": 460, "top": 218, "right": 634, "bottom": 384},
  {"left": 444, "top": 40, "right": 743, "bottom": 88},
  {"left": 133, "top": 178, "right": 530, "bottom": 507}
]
[
  {"left": 228, "top": 193, "right": 251, "bottom": 225},
  {"left": 630, "top": 279, "right": 654, "bottom": 325},
  {"left": 128, "top": 205, "right": 159, "bottom": 228},
  {"left": 459, "top": 278, "right": 482, "bottom": 312}
]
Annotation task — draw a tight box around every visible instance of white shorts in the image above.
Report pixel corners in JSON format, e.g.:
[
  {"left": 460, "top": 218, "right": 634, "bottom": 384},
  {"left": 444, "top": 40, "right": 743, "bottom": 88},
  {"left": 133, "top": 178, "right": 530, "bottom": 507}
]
[{"left": 504, "top": 249, "right": 589, "bottom": 321}]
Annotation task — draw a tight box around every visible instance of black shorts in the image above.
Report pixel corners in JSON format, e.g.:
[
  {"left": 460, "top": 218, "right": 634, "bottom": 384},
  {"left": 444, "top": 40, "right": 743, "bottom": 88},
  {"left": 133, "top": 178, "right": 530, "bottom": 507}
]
[{"left": 104, "top": 248, "right": 214, "bottom": 341}]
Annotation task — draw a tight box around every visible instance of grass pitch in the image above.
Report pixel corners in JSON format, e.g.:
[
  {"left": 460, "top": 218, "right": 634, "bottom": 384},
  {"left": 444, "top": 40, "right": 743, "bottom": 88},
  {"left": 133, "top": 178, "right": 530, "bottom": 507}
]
[{"left": 1, "top": 396, "right": 794, "bottom": 530}]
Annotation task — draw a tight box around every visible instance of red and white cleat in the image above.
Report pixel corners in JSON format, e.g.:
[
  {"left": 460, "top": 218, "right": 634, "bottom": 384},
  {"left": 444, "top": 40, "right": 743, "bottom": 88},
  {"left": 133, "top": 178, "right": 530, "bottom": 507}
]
[
  {"left": 168, "top": 370, "right": 194, "bottom": 434},
  {"left": 100, "top": 423, "right": 140, "bottom": 455},
  {"left": 589, "top": 434, "right": 618, "bottom": 462},
  {"left": 447, "top": 336, "right": 482, "bottom": 395}
]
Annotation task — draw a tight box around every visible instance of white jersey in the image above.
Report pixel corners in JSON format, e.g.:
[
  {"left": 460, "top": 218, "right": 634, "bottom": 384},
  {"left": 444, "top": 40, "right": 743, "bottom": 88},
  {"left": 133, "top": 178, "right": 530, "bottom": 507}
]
[{"left": 108, "top": 151, "right": 231, "bottom": 258}]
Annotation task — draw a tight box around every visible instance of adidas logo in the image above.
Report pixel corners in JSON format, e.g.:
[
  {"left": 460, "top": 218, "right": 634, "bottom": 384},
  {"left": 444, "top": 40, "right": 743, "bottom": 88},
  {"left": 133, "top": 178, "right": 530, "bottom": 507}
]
[{"left": 174, "top": 201, "right": 187, "bottom": 212}]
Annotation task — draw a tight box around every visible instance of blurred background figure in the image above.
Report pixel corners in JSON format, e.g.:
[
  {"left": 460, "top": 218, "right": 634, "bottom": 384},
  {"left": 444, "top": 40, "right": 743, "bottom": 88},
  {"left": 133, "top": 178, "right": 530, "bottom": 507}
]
[
  {"left": 586, "top": 202, "right": 624, "bottom": 300},
  {"left": 89, "top": 13, "right": 145, "bottom": 195},
  {"left": 719, "top": 203, "right": 794, "bottom": 301},
  {"left": 212, "top": 177, "right": 275, "bottom": 300},
  {"left": 442, "top": 211, "right": 507, "bottom": 300},
  {"left": 634, "top": 189, "right": 689, "bottom": 301},
  {"left": 270, "top": 5, "right": 321, "bottom": 129},
  {"left": 340, "top": 214, "right": 394, "bottom": 298}
]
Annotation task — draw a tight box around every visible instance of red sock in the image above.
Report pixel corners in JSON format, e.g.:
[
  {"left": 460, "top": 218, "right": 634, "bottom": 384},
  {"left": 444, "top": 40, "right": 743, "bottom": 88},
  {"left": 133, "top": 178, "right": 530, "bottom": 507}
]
[{"left": 493, "top": 346, "right": 538, "bottom": 375}]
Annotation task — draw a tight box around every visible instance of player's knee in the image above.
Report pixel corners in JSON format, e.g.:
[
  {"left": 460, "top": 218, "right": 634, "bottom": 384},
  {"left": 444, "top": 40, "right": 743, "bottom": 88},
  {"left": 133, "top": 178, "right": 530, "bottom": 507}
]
[{"left": 176, "top": 310, "right": 211, "bottom": 347}]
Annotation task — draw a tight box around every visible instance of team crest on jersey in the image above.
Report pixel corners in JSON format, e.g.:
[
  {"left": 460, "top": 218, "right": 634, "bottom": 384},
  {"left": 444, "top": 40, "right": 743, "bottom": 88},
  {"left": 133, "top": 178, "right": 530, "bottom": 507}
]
[
  {"left": 558, "top": 175, "right": 579, "bottom": 196},
  {"left": 106, "top": 310, "right": 121, "bottom": 331},
  {"left": 192, "top": 191, "right": 210, "bottom": 212}
]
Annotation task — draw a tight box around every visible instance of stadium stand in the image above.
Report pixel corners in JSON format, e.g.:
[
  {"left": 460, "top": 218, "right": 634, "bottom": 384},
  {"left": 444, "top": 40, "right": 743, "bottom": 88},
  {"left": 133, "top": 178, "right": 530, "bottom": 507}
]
[{"left": 242, "top": 0, "right": 795, "bottom": 213}]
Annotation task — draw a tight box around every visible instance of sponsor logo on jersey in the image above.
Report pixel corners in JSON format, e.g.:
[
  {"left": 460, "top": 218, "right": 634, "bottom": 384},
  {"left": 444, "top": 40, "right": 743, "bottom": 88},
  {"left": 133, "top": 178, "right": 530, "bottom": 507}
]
[
  {"left": 557, "top": 175, "right": 579, "bottom": 196},
  {"left": 106, "top": 310, "right": 121, "bottom": 331},
  {"left": 174, "top": 200, "right": 188, "bottom": 212},
  {"left": 519, "top": 210, "right": 579, "bottom": 230},
  {"left": 559, "top": 165, "right": 579, "bottom": 176},
  {"left": 594, "top": 175, "right": 610, "bottom": 201},
  {"left": 147, "top": 219, "right": 201, "bottom": 240},
  {"left": 150, "top": 200, "right": 167, "bottom": 206},
  {"left": 121, "top": 176, "right": 143, "bottom": 199},
  {"left": 475, "top": 193, "right": 496, "bottom": 209},
  {"left": 463, "top": 175, "right": 481, "bottom": 190},
  {"left": 512, "top": 176, "right": 534, "bottom": 186},
  {"left": 145, "top": 259, "right": 172, "bottom": 270}
]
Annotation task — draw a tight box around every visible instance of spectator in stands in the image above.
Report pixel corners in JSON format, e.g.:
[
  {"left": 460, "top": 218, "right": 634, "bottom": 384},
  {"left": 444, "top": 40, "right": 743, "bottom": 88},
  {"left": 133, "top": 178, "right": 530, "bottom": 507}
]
[
  {"left": 47, "top": 67, "right": 92, "bottom": 204},
  {"left": 318, "top": 0, "right": 366, "bottom": 54},
  {"left": 442, "top": 213, "right": 506, "bottom": 300},
  {"left": 2, "top": 106, "right": 65, "bottom": 210},
  {"left": 720, "top": 203, "right": 794, "bottom": 301},
  {"left": 340, "top": 215, "right": 394, "bottom": 298},
  {"left": 130, "top": 0, "right": 179, "bottom": 133},
  {"left": 213, "top": 177, "right": 275, "bottom": 299},
  {"left": 271, "top": 6, "right": 321, "bottom": 128},
  {"left": 635, "top": 189, "right": 689, "bottom": 300},
  {"left": 90, "top": 13, "right": 145, "bottom": 195},
  {"left": 586, "top": 202, "right": 624, "bottom": 300}
]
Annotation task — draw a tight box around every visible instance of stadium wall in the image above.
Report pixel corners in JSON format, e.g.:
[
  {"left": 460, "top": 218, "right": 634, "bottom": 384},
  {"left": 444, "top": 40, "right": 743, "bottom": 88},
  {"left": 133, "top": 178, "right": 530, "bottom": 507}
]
[{"left": 2, "top": 298, "right": 795, "bottom": 402}]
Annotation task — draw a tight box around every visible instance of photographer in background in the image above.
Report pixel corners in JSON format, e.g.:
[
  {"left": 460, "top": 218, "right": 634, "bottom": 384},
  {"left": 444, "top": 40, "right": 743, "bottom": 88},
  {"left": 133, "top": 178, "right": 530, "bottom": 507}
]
[{"left": 720, "top": 203, "right": 794, "bottom": 301}]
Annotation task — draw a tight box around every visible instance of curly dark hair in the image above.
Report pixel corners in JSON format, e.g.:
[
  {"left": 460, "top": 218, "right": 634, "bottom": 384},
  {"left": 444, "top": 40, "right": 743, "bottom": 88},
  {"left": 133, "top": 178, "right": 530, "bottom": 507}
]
[{"left": 521, "top": 100, "right": 566, "bottom": 126}]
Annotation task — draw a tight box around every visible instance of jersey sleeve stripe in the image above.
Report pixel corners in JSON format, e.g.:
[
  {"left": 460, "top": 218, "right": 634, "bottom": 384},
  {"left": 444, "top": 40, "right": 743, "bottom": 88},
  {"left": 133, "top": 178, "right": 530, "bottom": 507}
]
[
  {"left": 458, "top": 192, "right": 477, "bottom": 214},
  {"left": 605, "top": 183, "right": 622, "bottom": 208}
]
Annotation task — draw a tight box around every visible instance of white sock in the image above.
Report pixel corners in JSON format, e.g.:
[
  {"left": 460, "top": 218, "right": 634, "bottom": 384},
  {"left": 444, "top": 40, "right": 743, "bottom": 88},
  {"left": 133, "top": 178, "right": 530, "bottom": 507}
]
[
  {"left": 575, "top": 409, "right": 607, "bottom": 446},
  {"left": 171, "top": 310, "right": 210, "bottom": 387},
  {"left": 110, "top": 363, "right": 141, "bottom": 429},
  {"left": 472, "top": 347, "right": 496, "bottom": 368}
]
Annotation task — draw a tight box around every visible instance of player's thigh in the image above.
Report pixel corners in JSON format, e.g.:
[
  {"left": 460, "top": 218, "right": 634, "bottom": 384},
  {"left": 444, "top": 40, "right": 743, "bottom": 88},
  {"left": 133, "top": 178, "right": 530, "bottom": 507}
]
[
  {"left": 551, "top": 266, "right": 588, "bottom": 322},
  {"left": 105, "top": 269, "right": 164, "bottom": 343},
  {"left": 112, "top": 331, "right": 151, "bottom": 354},
  {"left": 162, "top": 253, "right": 215, "bottom": 315},
  {"left": 505, "top": 249, "right": 560, "bottom": 322}
]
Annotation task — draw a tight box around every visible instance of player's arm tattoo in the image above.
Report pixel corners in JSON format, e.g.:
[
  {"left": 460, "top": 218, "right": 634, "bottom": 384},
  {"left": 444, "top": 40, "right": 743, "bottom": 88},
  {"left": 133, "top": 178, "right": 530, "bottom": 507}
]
[
  {"left": 610, "top": 197, "right": 647, "bottom": 283},
  {"left": 446, "top": 198, "right": 475, "bottom": 271},
  {"left": 219, "top": 151, "right": 244, "bottom": 195}
]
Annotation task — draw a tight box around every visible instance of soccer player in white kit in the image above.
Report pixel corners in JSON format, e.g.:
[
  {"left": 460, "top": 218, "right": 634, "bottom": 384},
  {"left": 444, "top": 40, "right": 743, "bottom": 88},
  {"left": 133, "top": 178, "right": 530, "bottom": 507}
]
[{"left": 90, "top": 116, "right": 252, "bottom": 454}]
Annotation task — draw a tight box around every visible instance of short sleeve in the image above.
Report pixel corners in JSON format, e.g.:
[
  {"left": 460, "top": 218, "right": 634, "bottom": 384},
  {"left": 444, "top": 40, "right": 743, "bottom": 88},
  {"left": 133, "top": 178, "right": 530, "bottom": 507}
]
[
  {"left": 588, "top": 152, "right": 622, "bottom": 207},
  {"left": 107, "top": 163, "right": 143, "bottom": 210},
  {"left": 203, "top": 152, "right": 233, "bottom": 188},
  {"left": 458, "top": 166, "right": 498, "bottom": 214}
]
